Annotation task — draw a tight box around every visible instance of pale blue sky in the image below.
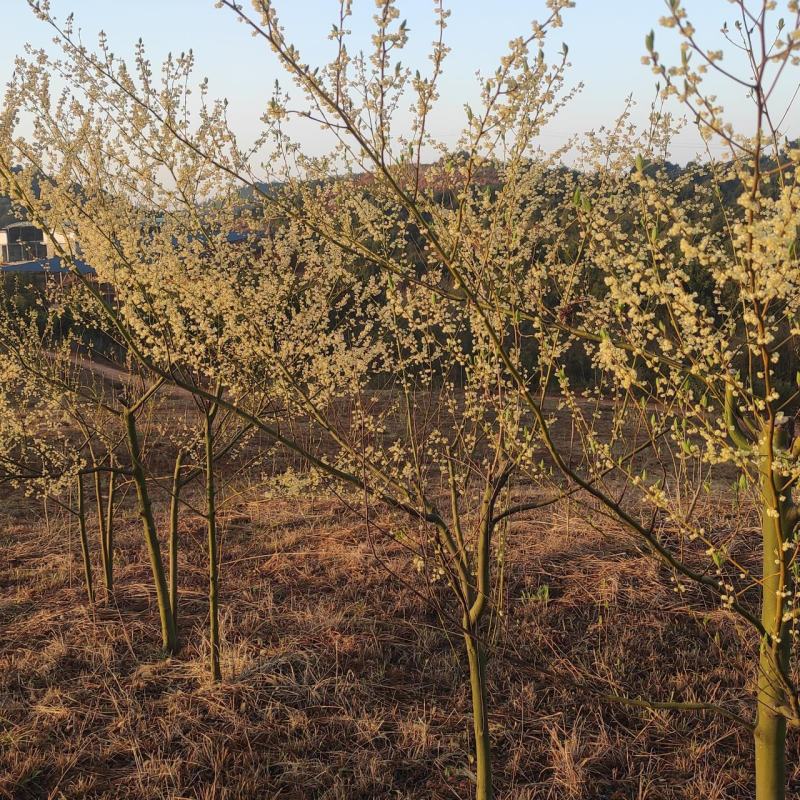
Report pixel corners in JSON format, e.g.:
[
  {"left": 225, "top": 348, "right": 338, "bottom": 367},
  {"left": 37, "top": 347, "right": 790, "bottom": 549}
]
[{"left": 2, "top": 1, "right": 797, "bottom": 163}]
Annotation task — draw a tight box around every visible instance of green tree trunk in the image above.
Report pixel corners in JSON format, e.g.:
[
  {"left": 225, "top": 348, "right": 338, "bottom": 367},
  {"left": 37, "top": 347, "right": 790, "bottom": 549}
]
[
  {"left": 93, "top": 469, "right": 114, "bottom": 596},
  {"left": 463, "top": 621, "right": 492, "bottom": 800},
  {"left": 168, "top": 450, "right": 185, "bottom": 631},
  {"left": 755, "top": 709, "right": 786, "bottom": 800},
  {"left": 105, "top": 469, "right": 115, "bottom": 596},
  {"left": 124, "top": 408, "right": 178, "bottom": 654},
  {"left": 754, "top": 431, "right": 792, "bottom": 800},
  {"left": 76, "top": 474, "right": 95, "bottom": 605},
  {"left": 205, "top": 414, "right": 221, "bottom": 681}
]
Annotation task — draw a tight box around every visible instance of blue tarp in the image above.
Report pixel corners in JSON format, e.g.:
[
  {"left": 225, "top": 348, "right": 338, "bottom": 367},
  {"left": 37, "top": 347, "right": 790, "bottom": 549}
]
[
  {"left": 0, "top": 257, "right": 95, "bottom": 275},
  {"left": 1, "top": 232, "right": 256, "bottom": 275}
]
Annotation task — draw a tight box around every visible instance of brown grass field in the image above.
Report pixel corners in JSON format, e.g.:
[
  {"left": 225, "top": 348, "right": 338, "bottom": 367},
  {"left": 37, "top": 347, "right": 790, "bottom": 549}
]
[{"left": 2, "top": 463, "right": 799, "bottom": 799}]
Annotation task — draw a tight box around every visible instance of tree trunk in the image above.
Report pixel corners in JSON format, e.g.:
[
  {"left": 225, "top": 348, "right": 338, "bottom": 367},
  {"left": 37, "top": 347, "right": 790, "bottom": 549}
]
[
  {"left": 76, "top": 474, "right": 95, "bottom": 605},
  {"left": 105, "top": 469, "right": 115, "bottom": 596},
  {"left": 464, "top": 619, "right": 492, "bottom": 800},
  {"left": 168, "top": 450, "right": 185, "bottom": 631},
  {"left": 755, "top": 708, "right": 786, "bottom": 800},
  {"left": 205, "top": 415, "right": 221, "bottom": 681},
  {"left": 93, "top": 469, "right": 113, "bottom": 596},
  {"left": 124, "top": 408, "right": 178, "bottom": 654},
  {"left": 755, "top": 432, "right": 792, "bottom": 800}
]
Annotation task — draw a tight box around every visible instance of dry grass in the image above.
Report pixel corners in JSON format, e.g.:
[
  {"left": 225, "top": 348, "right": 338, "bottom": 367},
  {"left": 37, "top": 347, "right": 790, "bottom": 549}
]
[{"left": 1, "top": 485, "right": 799, "bottom": 799}]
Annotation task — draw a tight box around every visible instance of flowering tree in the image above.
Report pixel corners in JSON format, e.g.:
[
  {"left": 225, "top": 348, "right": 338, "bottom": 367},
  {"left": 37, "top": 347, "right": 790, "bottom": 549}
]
[
  {"left": 0, "top": 108, "right": 546, "bottom": 800},
  {"left": 530, "top": 6, "right": 800, "bottom": 798},
  {"left": 0, "top": 259, "right": 275, "bottom": 670}
]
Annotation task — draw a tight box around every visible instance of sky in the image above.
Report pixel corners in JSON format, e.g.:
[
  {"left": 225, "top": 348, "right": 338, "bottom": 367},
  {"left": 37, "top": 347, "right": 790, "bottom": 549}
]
[{"left": 2, "top": 1, "right": 797, "bottom": 165}]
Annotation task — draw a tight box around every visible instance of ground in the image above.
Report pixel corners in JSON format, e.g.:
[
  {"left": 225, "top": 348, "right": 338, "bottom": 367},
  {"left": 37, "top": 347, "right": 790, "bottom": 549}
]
[{"left": 1, "top": 486, "right": 797, "bottom": 799}]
